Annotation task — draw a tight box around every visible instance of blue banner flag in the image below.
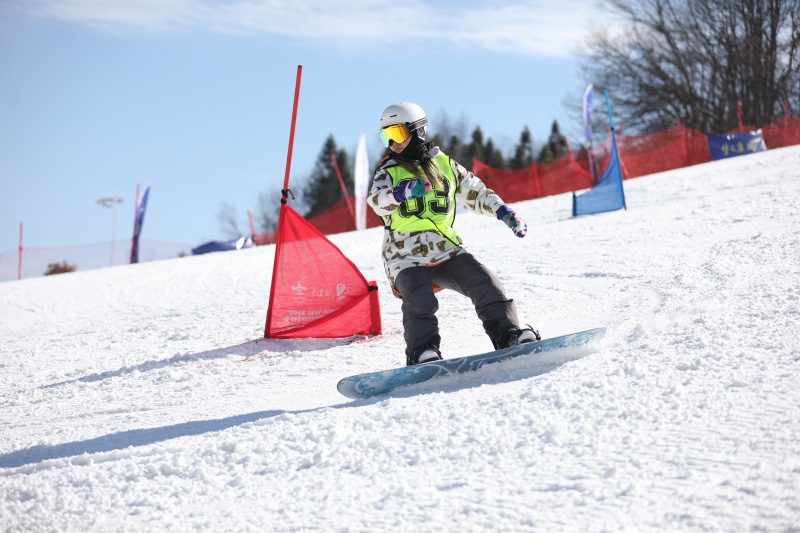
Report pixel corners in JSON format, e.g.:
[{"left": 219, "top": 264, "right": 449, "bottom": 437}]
[
  {"left": 707, "top": 130, "right": 767, "bottom": 161},
  {"left": 130, "top": 186, "right": 150, "bottom": 264},
  {"left": 583, "top": 84, "right": 600, "bottom": 183},
  {"left": 583, "top": 84, "right": 594, "bottom": 145},
  {"left": 573, "top": 90, "right": 626, "bottom": 217}
]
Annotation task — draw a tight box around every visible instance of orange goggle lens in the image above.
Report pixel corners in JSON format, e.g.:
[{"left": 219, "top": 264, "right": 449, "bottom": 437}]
[{"left": 379, "top": 123, "right": 411, "bottom": 147}]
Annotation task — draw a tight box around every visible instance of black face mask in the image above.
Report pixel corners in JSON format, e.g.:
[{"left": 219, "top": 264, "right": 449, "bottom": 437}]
[{"left": 396, "top": 134, "right": 430, "bottom": 162}]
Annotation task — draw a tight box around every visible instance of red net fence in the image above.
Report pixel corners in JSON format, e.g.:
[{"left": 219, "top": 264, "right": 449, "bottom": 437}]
[
  {"left": 253, "top": 113, "right": 799, "bottom": 245},
  {"left": 573, "top": 125, "right": 714, "bottom": 181},
  {"left": 7, "top": 115, "right": 798, "bottom": 282},
  {"left": 254, "top": 198, "right": 384, "bottom": 246},
  {"left": 473, "top": 152, "right": 595, "bottom": 202},
  {"left": 0, "top": 239, "right": 191, "bottom": 283}
]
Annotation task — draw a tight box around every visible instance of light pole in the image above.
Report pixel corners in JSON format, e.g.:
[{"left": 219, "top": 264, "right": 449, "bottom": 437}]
[{"left": 97, "top": 197, "right": 123, "bottom": 266}]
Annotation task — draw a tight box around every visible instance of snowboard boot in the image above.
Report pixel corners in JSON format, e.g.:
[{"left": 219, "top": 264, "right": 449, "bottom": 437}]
[
  {"left": 407, "top": 345, "right": 443, "bottom": 366},
  {"left": 498, "top": 325, "right": 541, "bottom": 349}
]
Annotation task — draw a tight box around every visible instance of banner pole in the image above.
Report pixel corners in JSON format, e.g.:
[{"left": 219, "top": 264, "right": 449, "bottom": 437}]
[
  {"left": 583, "top": 84, "right": 599, "bottom": 184},
  {"left": 605, "top": 89, "right": 627, "bottom": 210},
  {"left": 266, "top": 65, "right": 303, "bottom": 338},
  {"left": 129, "top": 184, "right": 139, "bottom": 264},
  {"left": 18, "top": 222, "right": 22, "bottom": 280}
]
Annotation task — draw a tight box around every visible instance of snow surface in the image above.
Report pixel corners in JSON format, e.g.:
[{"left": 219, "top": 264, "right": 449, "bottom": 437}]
[{"left": 2, "top": 146, "right": 799, "bottom": 532}]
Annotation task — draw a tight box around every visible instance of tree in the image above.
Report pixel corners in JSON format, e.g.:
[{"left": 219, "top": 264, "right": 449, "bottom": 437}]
[
  {"left": 448, "top": 134, "right": 464, "bottom": 160},
  {"left": 537, "top": 121, "right": 568, "bottom": 163},
  {"left": 44, "top": 261, "right": 76, "bottom": 275},
  {"left": 301, "top": 135, "right": 353, "bottom": 219},
  {"left": 483, "top": 139, "right": 506, "bottom": 169},
  {"left": 256, "top": 191, "right": 281, "bottom": 233},
  {"left": 465, "top": 126, "right": 486, "bottom": 169},
  {"left": 580, "top": 0, "right": 800, "bottom": 135},
  {"left": 430, "top": 110, "right": 471, "bottom": 163},
  {"left": 509, "top": 126, "right": 535, "bottom": 169},
  {"left": 465, "top": 127, "right": 509, "bottom": 169},
  {"left": 217, "top": 202, "right": 243, "bottom": 239}
]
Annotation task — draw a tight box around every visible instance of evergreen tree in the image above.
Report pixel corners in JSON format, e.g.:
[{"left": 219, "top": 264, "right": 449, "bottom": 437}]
[
  {"left": 483, "top": 139, "right": 506, "bottom": 169},
  {"left": 537, "top": 120, "right": 567, "bottom": 163},
  {"left": 538, "top": 144, "right": 554, "bottom": 164},
  {"left": 256, "top": 191, "right": 280, "bottom": 232},
  {"left": 509, "top": 126, "right": 534, "bottom": 169},
  {"left": 446, "top": 135, "right": 464, "bottom": 165},
  {"left": 430, "top": 110, "right": 470, "bottom": 163},
  {"left": 428, "top": 132, "right": 444, "bottom": 151},
  {"left": 301, "top": 135, "right": 353, "bottom": 219},
  {"left": 428, "top": 131, "right": 467, "bottom": 165},
  {"left": 465, "top": 127, "right": 485, "bottom": 171},
  {"left": 217, "top": 202, "right": 244, "bottom": 239}
]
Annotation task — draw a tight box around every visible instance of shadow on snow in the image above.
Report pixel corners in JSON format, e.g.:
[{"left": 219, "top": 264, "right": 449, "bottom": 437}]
[
  {"left": 3, "top": 349, "right": 578, "bottom": 470},
  {"left": 39, "top": 337, "right": 356, "bottom": 389}
]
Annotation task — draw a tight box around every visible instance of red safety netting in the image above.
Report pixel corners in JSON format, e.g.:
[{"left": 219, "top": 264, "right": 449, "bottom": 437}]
[
  {"left": 472, "top": 153, "right": 593, "bottom": 201},
  {"left": 0, "top": 239, "right": 191, "bottom": 283},
  {"left": 307, "top": 197, "right": 384, "bottom": 235},
  {"left": 719, "top": 115, "right": 800, "bottom": 148},
  {"left": 575, "top": 125, "right": 712, "bottom": 181},
  {"left": 12, "top": 113, "right": 797, "bottom": 284},
  {"left": 536, "top": 154, "right": 595, "bottom": 196},
  {"left": 470, "top": 162, "right": 541, "bottom": 202},
  {"left": 250, "top": 114, "right": 799, "bottom": 242},
  {"left": 264, "top": 204, "right": 381, "bottom": 338},
  {"left": 617, "top": 125, "right": 711, "bottom": 179},
  {"left": 760, "top": 115, "right": 800, "bottom": 148},
  {"left": 254, "top": 197, "right": 383, "bottom": 245}
]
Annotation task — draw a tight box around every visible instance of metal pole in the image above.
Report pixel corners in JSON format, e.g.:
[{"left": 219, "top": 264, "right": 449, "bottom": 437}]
[
  {"left": 130, "top": 184, "right": 139, "bottom": 264},
  {"left": 97, "top": 197, "right": 123, "bottom": 267},
  {"left": 18, "top": 222, "right": 22, "bottom": 281}
]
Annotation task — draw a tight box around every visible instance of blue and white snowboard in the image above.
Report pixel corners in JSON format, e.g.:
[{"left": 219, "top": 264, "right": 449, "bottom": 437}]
[{"left": 337, "top": 327, "right": 606, "bottom": 400}]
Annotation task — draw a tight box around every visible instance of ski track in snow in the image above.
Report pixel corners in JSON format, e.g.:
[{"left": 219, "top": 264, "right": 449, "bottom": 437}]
[{"left": 1, "top": 146, "right": 799, "bottom": 531}]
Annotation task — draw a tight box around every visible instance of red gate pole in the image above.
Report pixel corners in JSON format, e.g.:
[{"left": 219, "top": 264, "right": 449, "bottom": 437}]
[
  {"left": 266, "top": 65, "right": 303, "bottom": 338},
  {"left": 247, "top": 210, "right": 256, "bottom": 241},
  {"left": 281, "top": 66, "right": 303, "bottom": 193},
  {"left": 331, "top": 154, "right": 355, "bottom": 223}
]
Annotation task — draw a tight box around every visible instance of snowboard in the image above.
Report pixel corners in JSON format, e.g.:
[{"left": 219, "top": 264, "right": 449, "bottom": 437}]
[{"left": 337, "top": 327, "right": 606, "bottom": 400}]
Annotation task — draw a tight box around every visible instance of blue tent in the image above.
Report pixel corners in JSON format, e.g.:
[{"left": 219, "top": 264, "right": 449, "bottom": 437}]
[
  {"left": 573, "top": 90, "right": 627, "bottom": 217},
  {"left": 192, "top": 236, "right": 255, "bottom": 256}
]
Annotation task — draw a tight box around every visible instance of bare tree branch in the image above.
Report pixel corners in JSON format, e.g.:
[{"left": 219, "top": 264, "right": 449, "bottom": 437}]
[{"left": 580, "top": 0, "right": 800, "bottom": 135}]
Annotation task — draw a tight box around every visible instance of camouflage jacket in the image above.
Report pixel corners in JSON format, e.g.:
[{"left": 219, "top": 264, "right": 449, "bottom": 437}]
[{"left": 368, "top": 146, "right": 507, "bottom": 297}]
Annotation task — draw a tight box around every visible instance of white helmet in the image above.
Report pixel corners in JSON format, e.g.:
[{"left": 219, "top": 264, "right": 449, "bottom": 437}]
[{"left": 379, "top": 102, "right": 428, "bottom": 140}]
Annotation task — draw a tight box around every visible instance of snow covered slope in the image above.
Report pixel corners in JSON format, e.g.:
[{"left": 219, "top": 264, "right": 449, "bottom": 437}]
[{"left": 1, "top": 146, "right": 799, "bottom": 531}]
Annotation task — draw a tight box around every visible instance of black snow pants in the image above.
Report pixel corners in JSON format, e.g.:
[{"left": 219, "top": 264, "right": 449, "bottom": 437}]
[{"left": 394, "top": 252, "right": 519, "bottom": 358}]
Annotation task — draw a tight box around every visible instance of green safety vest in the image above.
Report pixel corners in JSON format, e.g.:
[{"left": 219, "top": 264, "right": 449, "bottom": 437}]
[{"left": 384, "top": 154, "right": 460, "bottom": 244}]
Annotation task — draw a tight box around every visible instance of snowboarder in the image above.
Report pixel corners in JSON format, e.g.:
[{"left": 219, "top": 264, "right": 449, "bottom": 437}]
[{"left": 368, "top": 102, "right": 541, "bottom": 366}]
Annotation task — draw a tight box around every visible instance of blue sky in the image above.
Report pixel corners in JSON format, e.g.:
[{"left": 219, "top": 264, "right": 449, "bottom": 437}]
[{"left": 0, "top": 0, "right": 614, "bottom": 253}]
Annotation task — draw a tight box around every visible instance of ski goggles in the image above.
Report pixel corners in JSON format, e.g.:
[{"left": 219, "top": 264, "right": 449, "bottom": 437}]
[{"left": 379, "top": 123, "right": 411, "bottom": 147}]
